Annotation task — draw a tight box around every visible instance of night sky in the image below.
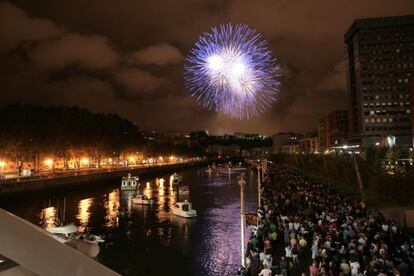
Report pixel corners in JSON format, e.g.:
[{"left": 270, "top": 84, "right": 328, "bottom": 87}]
[{"left": 0, "top": 1, "right": 413, "bottom": 134}]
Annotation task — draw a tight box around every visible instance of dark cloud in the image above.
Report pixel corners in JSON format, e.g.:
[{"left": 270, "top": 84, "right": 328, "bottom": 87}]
[
  {"left": 31, "top": 33, "right": 119, "bottom": 70},
  {"left": 131, "top": 43, "right": 184, "bottom": 66},
  {"left": 1, "top": 0, "right": 413, "bottom": 134},
  {"left": 115, "top": 68, "right": 168, "bottom": 94},
  {"left": 0, "top": 2, "right": 61, "bottom": 54}
]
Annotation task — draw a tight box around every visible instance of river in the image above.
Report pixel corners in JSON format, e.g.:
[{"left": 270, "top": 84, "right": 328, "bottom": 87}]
[{"left": 1, "top": 165, "right": 258, "bottom": 276}]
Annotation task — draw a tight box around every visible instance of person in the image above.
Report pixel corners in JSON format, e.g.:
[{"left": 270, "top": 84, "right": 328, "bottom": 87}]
[
  {"left": 258, "top": 265, "right": 272, "bottom": 276},
  {"left": 309, "top": 262, "right": 318, "bottom": 276},
  {"left": 311, "top": 241, "right": 318, "bottom": 260},
  {"left": 291, "top": 245, "right": 299, "bottom": 265},
  {"left": 285, "top": 245, "right": 292, "bottom": 259},
  {"left": 263, "top": 252, "right": 272, "bottom": 269},
  {"left": 350, "top": 260, "right": 360, "bottom": 276},
  {"left": 340, "top": 259, "right": 351, "bottom": 275},
  {"left": 279, "top": 257, "right": 288, "bottom": 276}
]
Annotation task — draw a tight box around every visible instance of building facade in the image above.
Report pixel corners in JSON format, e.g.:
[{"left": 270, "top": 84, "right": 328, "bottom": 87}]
[
  {"left": 318, "top": 110, "right": 349, "bottom": 151},
  {"left": 272, "top": 132, "right": 302, "bottom": 154},
  {"left": 281, "top": 143, "right": 299, "bottom": 154},
  {"left": 298, "top": 135, "right": 319, "bottom": 153},
  {"left": 345, "top": 15, "right": 414, "bottom": 147}
]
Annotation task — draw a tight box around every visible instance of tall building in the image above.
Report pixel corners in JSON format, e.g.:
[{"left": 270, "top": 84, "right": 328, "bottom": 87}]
[
  {"left": 318, "top": 110, "right": 349, "bottom": 151},
  {"left": 411, "top": 76, "right": 414, "bottom": 147},
  {"left": 272, "top": 132, "right": 302, "bottom": 153},
  {"left": 345, "top": 15, "right": 414, "bottom": 147}
]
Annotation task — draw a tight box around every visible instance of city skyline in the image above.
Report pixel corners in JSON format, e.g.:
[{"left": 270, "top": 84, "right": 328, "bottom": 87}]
[{"left": 0, "top": 1, "right": 413, "bottom": 135}]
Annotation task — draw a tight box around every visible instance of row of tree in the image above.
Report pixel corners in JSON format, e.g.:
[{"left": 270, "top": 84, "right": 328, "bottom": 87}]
[
  {"left": 0, "top": 104, "right": 143, "bottom": 174},
  {"left": 272, "top": 150, "right": 414, "bottom": 207}
]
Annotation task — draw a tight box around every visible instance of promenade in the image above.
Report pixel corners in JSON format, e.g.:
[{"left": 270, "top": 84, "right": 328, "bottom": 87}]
[{"left": 0, "top": 158, "right": 208, "bottom": 195}]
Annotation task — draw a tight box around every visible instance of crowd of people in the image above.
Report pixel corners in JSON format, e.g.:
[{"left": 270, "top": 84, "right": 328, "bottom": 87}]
[{"left": 244, "top": 165, "right": 414, "bottom": 276}]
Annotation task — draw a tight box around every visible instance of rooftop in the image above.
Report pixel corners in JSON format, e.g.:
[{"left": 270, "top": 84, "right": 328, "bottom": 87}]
[{"left": 344, "top": 14, "right": 414, "bottom": 41}]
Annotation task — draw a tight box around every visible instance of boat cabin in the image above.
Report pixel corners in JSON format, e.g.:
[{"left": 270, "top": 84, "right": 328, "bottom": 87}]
[{"left": 121, "top": 173, "right": 139, "bottom": 190}]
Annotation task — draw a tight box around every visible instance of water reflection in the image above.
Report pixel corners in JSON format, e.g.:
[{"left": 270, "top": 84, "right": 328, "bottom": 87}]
[
  {"left": 104, "top": 189, "right": 120, "bottom": 228},
  {"left": 40, "top": 206, "right": 57, "bottom": 230},
  {"left": 120, "top": 190, "right": 134, "bottom": 217},
  {"left": 76, "top": 197, "right": 94, "bottom": 232}
]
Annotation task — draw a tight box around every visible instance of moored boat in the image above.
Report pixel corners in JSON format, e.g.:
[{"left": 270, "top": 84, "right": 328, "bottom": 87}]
[
  {"left": 172, "top": 200, "right": 197, "bottom": 218},
  {"left": 131, "top": 194, "right": 153, "bottom": 205},
  {"left": 121, "top": 173, "right": 139, "bottom": 190}
]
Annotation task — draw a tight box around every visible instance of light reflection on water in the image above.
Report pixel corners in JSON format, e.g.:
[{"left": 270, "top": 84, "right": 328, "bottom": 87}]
[
  {"left": 104, "top": 190, "right": 120, "bottom": 228},
  {"left": 39, "top": 206, "right": 57, "bottom": 230},
  {"left": 4, "top": 167, "right": 257, "bottom": 276},
  {"left": 76, "top": 197, "right": 94, "bottom": 232}
]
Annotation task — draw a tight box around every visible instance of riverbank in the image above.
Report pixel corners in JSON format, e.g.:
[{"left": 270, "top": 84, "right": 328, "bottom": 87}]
[{"left": 0, "top": 160, "right": 208, "bottom": 196}]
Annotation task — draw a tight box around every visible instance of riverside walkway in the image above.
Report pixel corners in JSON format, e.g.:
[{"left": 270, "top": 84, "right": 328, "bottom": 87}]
[{"left": 0, "top": 159, "right": 209, "bottom": 195}]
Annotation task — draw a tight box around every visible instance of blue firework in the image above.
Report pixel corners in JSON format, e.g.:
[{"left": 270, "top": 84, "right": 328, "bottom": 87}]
[{"left": 184, "top": 23, "right": 280, "bottom": 119}]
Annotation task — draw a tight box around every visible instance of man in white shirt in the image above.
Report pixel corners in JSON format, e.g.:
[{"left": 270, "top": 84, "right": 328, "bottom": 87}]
[{"left": 258, "top": 265, "right": 272, "bottom": 276}]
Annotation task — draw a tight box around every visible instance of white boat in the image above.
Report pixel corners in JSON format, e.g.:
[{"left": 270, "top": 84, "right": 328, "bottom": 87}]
[
  {"left": 172, "top": 200, "right": 197, "bottom": 218},
  {"left": 47, "top": 223, "right": 105, "bottom": 245},
  {"left": 121, "top": 173, "right": 139, "bottom": 190},
  {"left": 177, "top": 185, "right": 189, "bottom": 196},
  {"left": 131, "top": 194, "right": 153, "bottom": 205},
  {"left": 171, "top": 173, "right": 182, "bottom": 186},
  {"left": 48, "top": 223, "right": 78, "bottom": 235}
]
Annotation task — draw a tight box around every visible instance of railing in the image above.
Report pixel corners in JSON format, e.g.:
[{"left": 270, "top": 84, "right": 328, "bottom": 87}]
[{"left": 0, "top": 208, "right": 119, "bottom": 275}]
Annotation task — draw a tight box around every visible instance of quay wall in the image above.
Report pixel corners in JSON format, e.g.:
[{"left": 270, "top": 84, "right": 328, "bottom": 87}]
[{"left": 0, "top": 161, "right": 208, "bottom": 196}]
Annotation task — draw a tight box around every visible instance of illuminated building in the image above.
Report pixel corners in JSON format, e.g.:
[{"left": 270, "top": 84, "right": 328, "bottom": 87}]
[{"left": 345, "top": 15, "right": 414, "bottom": 147}]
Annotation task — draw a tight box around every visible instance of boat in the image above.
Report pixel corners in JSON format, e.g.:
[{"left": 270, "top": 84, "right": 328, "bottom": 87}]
[
  {"left": 178, "top": 185, "right": 189, "bottom": 196},
  {"left": 131, "top": 194, "right": 153, "bottom": 205},
  {"left": 48, "top": 223, "right": 78, "bottom": 236},
  {"left": 172, "top": 200, "right": 197, "bottom": 218},
  {"left": 47, "top": 223, "right": 105, "bottom": 245},
  {"left": 121, "top": 173, "right": 139, "bottom": 190},
  {"left": 171, "top": 173, "right": 182, "bottom": 186}
]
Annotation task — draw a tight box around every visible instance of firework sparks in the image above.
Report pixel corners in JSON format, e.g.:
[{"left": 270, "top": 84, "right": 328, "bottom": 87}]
[{"left": 185, "top": 23, "right": 280, "bottom": 119}]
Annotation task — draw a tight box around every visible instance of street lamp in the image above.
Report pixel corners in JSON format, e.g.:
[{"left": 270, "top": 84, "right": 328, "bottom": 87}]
[
  {"left": 257, "top": 164, "right": 261, "bottom": 208},
  {"left": 44, "top": 158, "right": 54, "bottom": 168},
  {"left": 238, "top": 173, "right": 246, "bottom": 269}
]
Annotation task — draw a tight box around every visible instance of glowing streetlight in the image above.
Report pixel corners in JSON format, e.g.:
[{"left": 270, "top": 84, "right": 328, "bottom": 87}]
[
  {"left": 0, "top": 160, "right": 6, "bottom": 168},
  {"left": 44, "top": 159, "right": 54, "bottom": 167},
  {"left": 81, "top": 158, "right": 89, "bottom": 166}
]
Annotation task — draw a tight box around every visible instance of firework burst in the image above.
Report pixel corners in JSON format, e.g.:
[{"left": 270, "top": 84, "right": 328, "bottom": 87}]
[{"left": 185, "top": 23, "right": 280, "bottom": 119}]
